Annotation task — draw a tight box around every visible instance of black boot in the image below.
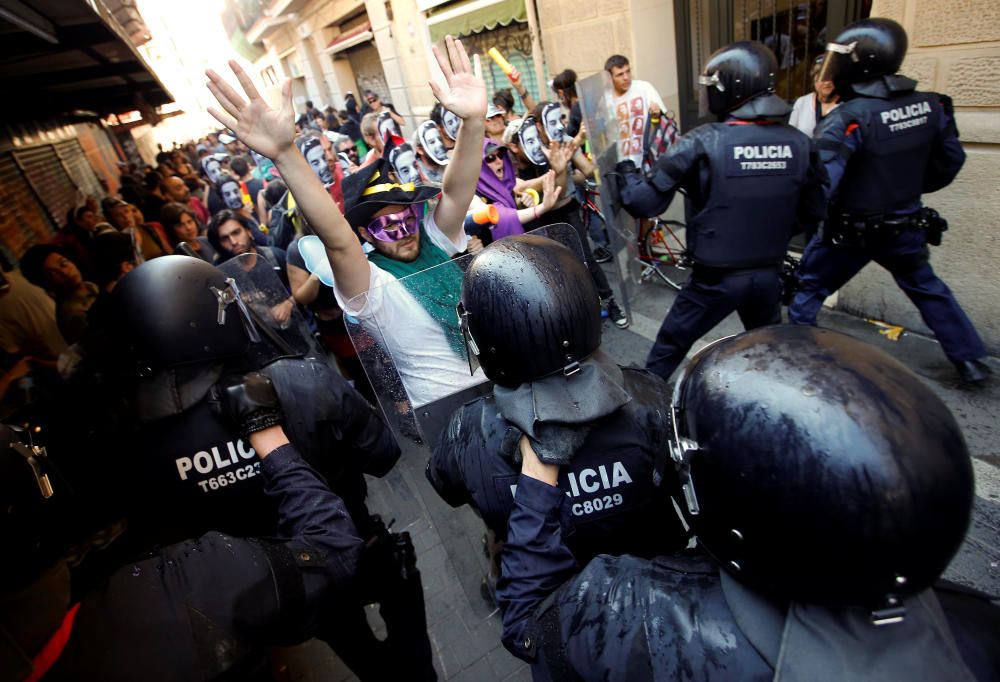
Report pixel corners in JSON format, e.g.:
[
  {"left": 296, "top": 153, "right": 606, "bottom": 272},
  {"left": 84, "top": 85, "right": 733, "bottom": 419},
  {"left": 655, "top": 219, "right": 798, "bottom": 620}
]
[{"left": 954, "top": 359, "right": 991, "bottom": 385}]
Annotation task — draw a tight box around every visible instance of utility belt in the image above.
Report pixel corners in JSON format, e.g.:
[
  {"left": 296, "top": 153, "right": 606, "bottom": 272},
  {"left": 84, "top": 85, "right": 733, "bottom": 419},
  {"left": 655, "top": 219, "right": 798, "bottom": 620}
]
[{"left": 825, "top": 207, "right": 948, "bottom": 247}]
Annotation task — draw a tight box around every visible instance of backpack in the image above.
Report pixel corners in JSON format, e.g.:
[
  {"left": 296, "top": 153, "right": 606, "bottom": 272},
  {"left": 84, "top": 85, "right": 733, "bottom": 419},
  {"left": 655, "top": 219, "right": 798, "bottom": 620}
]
[{"left": 267, "top": 190, "right": 301, "bottom": 251}]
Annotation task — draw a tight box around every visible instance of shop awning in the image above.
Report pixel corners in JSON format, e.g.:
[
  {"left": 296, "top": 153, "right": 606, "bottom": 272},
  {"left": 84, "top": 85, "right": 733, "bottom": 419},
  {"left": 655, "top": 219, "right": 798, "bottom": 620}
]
[
  {"left": 427, "top": 0, "right": 526, "bottom": 44},
  {"left": 323, "top": 22, "right": 374, "bottom": 55}
]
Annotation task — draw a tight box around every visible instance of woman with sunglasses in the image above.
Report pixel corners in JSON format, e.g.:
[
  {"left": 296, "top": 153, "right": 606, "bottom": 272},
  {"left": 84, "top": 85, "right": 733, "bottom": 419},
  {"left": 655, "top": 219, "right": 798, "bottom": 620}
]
[{"left": 475, "top": 139, "right": 562, "bottom": 241}]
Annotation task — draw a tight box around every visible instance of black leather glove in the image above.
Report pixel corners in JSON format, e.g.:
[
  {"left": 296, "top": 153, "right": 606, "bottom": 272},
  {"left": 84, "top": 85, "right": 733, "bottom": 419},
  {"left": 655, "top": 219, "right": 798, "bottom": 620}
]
[{"left": 213, "top": 372, "right": 284, "bottom": 439}]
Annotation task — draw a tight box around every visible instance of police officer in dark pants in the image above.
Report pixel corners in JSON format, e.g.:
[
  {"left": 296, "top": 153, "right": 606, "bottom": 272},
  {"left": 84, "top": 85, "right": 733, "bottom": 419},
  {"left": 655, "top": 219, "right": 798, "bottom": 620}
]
[
  {"left": 497, "top": 326, "right": 1000, "bottom": 681},
  {"left": 0, "top": 380, "right": 365, "bottom": 681},
  {"left": 106, "top": 256, "right": 435, "bottom": 681},
  {"left": 789, "top": 18, "right": 990, "bottom": 384},
  {"left": 616, "top": 41, "right": 826, "bottom": 382},
  {"left": 427, "top": 235, "right": 689, "bottom": 598}
]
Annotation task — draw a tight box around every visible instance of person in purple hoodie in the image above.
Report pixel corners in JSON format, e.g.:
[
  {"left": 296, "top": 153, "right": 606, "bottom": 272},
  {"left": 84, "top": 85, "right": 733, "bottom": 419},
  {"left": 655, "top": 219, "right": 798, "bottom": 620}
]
[{"left": 470, "top": 139, "right": 561, "bottom": 245}]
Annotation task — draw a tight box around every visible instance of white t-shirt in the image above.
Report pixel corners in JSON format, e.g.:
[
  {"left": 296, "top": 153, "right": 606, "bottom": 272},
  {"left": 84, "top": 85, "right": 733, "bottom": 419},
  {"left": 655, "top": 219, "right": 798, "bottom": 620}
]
[
  {"left": 613, "top": 80, "right": 666, "bottom": 166},
  {"left": 333, "top": 209, "right": 486, "bottom": 407}
]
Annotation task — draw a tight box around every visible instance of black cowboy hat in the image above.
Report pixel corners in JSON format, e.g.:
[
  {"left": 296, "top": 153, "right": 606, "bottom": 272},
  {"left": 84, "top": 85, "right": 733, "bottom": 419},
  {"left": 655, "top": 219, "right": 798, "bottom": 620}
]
[{"left": 341, "top": 136, "right": 440, "bottom": 227}]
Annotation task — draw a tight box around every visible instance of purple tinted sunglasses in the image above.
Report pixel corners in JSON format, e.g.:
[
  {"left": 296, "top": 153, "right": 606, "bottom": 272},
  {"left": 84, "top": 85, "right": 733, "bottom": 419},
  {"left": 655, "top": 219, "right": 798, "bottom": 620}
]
[{"left": 366, "top": 205, "right": 420, "bottom": 242}]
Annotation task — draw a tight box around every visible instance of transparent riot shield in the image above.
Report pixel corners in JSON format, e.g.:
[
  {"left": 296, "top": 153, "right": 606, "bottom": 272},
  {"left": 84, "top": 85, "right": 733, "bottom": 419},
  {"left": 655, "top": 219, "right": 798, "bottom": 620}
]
[
  {"left": 343, "top": 223, "right": 585, "bottom": 451},
  {"left": 343, "top": 224, "right": 585, "bottom": 611},
  {"left": 577, "top": 70, "right": 644, "bottom": 314},
  {"left": 216, "top": 252, "right": 320, "bottom": 369}
]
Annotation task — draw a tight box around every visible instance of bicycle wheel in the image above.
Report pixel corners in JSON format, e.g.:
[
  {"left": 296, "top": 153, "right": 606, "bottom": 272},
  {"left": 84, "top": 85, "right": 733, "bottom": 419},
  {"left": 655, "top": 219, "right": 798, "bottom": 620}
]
[{"left": 643, "top": 220, "right": 691, "bottom": 291}]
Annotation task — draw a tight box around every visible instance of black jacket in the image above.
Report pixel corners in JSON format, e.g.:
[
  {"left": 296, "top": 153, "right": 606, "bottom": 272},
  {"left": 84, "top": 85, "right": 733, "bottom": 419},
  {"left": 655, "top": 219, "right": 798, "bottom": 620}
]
[
  {"left": 26, "top": 445, "right": 363, "bottom": 681},
  {"left": 129, "top": 356, "right": 399, "bottom": 545},
  {"left": 619, "top": 111, "right": 827, "bottom": 268},
  {"left": 427, "top": 368, "right": 688, "bottom": 561}
]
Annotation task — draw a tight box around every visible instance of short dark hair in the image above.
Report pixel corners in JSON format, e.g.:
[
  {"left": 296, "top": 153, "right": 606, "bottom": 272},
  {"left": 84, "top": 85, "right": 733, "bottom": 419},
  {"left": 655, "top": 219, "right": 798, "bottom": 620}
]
[
  {"left": 229, "top": 155, "right": 250, "bottom": 177},
  {"left": 552, "top": 69, "right": 578, "bottom": 98},
  {"left": 493, "top": 88, "right": 515, "bottom": 111},
  {"left": 91, "top": 232, "right": 136, "bottom": 287},
  {"left": 143, "top": 171, "right": 163, "bottom": 190},
  {"left": 206, "top": 209, "right": 256, "bottom": 255},
  {"left": 429, "top": 103, "right": 444, "bottom": 125},
  {"left": 263, "top": 180, "right": 287, "bottom": 208},
  {"left": 19, "top": 244, "right": 64, "bottom": 289},
  {"left": 305, "top": 100, "right": 314, "bottom": 109},
  {"left": 604, "top": 54, "right": 630, "bottom": 72}
]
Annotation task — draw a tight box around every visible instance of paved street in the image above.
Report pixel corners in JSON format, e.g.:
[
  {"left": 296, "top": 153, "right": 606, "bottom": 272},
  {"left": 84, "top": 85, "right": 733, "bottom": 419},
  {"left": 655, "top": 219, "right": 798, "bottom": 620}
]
[{"left": 279, "top": 260, "right": 999, "bottom": 682}]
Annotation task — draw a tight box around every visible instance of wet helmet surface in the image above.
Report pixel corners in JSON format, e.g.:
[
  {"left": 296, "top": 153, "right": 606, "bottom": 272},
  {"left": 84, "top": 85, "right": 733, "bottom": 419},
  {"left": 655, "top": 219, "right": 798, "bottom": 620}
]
[
  {"left": 113, "top": 255, "right": 251, "bottom": 370},
  {"left": 459, "top": 235, "right": 601, "bottom": 387},
  {"left": 670, "top": 325, "right": 973, "bottom": 608}
]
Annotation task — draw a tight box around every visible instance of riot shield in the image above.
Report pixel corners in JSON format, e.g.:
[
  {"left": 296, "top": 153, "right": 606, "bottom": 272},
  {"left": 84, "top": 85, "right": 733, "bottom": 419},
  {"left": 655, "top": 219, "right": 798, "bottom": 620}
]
[
  {"left": 343, "top": 224, "right": 586, "bottom": 611},
  {"left": 577, "top": 71, "right": 644, "bottom": 314},
  {"left": 343, "top": 223, "right": 584, "bottom": 451},
  {"left": 216, "top": 252, "right": 320, "bottom": 369}
]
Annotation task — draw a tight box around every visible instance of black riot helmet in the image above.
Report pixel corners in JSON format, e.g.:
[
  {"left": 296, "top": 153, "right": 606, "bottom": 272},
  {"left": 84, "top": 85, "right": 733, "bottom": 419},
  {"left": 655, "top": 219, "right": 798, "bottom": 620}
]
[
  {"left": 113, "top": 255, "right": 258, "bottom": 372},
  {"left": 668, "top": 326, "right": 973, "bottom": 613},
  {"left": 699, "top": 41, "right": 777, "bottom": 115},
  {"left": 458, "top": 234, "right": 601, "bottom": 388},
  {"left": 818, "top": 17, "right": 908, "bottom": 89}
]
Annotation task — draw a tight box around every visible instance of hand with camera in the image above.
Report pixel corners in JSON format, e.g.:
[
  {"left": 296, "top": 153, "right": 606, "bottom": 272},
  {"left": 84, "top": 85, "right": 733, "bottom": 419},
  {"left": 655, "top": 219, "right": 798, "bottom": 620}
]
[{"left": 212, "top": 372, "right": 288, "bottom": 457}]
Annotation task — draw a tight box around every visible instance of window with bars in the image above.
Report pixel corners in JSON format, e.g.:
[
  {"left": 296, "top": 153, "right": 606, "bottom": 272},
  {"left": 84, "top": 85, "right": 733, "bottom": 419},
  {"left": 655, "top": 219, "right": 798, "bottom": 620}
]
[{"left": 675, "top": 0, "right": 871, "bottom": 130}]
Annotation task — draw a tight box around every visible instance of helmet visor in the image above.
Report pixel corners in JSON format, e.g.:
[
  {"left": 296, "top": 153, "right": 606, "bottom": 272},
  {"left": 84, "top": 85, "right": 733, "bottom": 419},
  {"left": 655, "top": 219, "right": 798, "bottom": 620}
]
[
  {"left": 817, "top": 40, "right": 858, "bottom": 84},
  {"left": 455, "top": 301, "right": 482, "bottom": 377}
]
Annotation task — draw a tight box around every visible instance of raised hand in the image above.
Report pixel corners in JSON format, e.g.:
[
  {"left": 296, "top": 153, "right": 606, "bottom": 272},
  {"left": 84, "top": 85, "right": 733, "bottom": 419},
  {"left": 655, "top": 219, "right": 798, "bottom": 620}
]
[
  {"left": 429, "top": 35, "right": 486, "bottom": 121},
  {"left": 541, "top": 140, "right": 574, "bottom": 175},
  {"left": 206, "top": 61, "right": 295, "bottom": 160},
  {"left": 539, "top": 171, "right": 563, "bottom": 212}
]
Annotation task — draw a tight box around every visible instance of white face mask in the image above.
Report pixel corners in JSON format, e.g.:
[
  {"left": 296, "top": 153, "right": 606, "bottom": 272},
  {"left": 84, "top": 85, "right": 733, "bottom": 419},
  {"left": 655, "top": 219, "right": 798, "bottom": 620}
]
[
  {"left": 542, "top": 103, "right": 566, "bottom": 143},
  {"left": 419, "top": 121, "right": 449, "bottom": 166}
]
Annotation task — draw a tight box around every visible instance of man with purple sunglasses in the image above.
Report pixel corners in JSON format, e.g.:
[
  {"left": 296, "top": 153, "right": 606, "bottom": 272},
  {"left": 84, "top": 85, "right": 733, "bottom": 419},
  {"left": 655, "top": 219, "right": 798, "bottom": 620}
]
[{"left": 206, "top": 36, "right": 487, "bottom": 407}]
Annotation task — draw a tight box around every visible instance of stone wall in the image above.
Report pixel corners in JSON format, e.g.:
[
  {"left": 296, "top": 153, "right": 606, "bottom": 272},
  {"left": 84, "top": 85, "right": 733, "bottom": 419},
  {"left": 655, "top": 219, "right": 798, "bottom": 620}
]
[{"left": 836, "top": 0, "right": 1000, "bottom": 355}]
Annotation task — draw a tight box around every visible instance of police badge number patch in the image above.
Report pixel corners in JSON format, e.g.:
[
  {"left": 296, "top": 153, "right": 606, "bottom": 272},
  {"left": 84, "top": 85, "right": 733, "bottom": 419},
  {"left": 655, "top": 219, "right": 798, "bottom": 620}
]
[
  {"left": 725, "top": 143, "right": 799, "bottom": 177},
  {"left": 875, "top": 99, "right": 933, "bottom": 140}
]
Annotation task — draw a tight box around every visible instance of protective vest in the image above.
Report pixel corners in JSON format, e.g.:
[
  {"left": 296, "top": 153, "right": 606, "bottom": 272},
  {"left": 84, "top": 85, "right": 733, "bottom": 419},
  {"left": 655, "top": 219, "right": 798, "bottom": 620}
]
[
  {"left": 684, "top": 122, "right": 813, "bottom": 268},
  {"left": 830, "top": 90, "right": 941, "bottom": 216},
  {"left": 131, "top": 357, "right": 397, "bottom": 544},
  {"left": 428, "top": 368, "right": 689, "bottom": 561},
  {"left": 533, "top": 555, "right": 1000, "bottom": 682}
]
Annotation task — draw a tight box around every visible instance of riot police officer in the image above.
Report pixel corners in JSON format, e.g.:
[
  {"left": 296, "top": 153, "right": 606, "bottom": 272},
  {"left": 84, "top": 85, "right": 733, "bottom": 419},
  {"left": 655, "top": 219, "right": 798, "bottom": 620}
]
[
  {"left": 107, "top": 255, "right": 435, "bottom": 681},
  {"left": 788, "top": 18, "right": 989, "bottom": 385},
  {"left": 497, "top": 325, "right": 1000, "bottom": 681},
  {"left": 427, "top": 235, "right": 689, "bottom": 598},
  {"left": 0, "top": 382, "right": 364, "bottom": 681},
  {"left": 616, "top": 41, "right": 826, "bottom": 382}
]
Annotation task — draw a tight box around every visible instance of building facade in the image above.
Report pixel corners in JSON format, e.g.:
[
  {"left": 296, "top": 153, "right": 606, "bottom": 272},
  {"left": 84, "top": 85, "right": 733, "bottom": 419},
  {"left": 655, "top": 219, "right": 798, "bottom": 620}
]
[{"left": 230, "top": 0, "right": 998, "bottom": 352}]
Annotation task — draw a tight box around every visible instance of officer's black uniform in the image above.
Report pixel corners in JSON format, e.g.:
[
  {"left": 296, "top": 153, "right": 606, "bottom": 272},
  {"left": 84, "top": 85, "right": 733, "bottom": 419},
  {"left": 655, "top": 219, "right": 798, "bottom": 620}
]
[
  {"left": 428, "top": 367, "right": 688, "bottom": 563},
  {"left": 788, "top": 18, "right": 987, "bottom": 381},
  {"left": 503, "top": 535, "right": 1000, "bottom": 682},
  {"left": 106, "top": 256, "right": 434, "bottom": 681},
  {"left": 617, "top": 42, "right": 826, "bottom": 382},
  {"left": 0, "top": 418, "right": 364, "bottom": 682},
  {"left": 497, "top": 325, "right": 1000, "bottom": 681}
]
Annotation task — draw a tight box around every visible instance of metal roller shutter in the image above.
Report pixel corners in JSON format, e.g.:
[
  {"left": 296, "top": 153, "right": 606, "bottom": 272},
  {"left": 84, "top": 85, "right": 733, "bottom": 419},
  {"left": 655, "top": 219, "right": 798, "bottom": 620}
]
[
  {"left": 0, "top": 154, "right": 56, "bottom": 259},
  {"left": 13, "top": 145, "right": 79, "bottom": 231},
  {"left": 55, "top": 139, "right": 104, "bottom": 201}
]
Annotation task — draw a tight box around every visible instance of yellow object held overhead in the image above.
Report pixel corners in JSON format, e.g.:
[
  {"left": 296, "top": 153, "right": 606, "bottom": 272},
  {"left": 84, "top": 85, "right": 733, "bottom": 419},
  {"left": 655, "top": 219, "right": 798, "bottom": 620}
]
[{"left": 488, "top": 47, "right": 514, "bottom": 75}]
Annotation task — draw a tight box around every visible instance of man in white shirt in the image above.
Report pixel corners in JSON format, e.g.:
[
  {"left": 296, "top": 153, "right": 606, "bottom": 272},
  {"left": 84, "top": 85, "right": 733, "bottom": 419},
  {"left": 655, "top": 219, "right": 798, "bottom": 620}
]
[
  {"left": 206, "top": 37, "right": 486, "bottom": 408},
  {"left": 606, "top": 54, "right": 666, "bottom": 166}
]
